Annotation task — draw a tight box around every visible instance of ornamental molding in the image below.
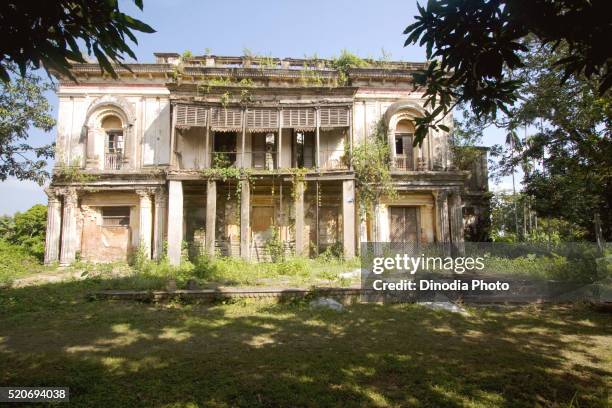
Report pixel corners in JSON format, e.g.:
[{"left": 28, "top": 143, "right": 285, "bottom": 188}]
[{"left": 85, "top": 95, "right": 136, "bottom": 128}]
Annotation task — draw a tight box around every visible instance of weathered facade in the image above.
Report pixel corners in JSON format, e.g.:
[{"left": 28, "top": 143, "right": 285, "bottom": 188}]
[{"left": 44, "top": 53, "right": 489, "bottom": 266}]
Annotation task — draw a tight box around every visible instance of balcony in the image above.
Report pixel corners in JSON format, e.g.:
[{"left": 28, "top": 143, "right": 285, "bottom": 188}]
[
  {"left": 393, "top": 155, "right": 429, "bottom": 171},
  {"left": 210, "top": 151, "right": 278, "bottom": 170},
  {"left": 104, "top": 153, "right": 123, "bottom": 170}
]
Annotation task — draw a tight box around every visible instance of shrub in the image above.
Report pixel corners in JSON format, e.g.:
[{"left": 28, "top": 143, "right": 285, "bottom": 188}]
[
  {"left": 275, "top": 258, "right": 309, "bottom": 276},
  {"left": 0, "top": 239, "right": 42, "bottom": 286},
  {"left": 1, "top": 204, "right": 47, "bottom": 261}
]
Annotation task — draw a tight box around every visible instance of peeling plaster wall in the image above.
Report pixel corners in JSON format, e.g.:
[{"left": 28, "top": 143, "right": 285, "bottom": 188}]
[{"left": 78, "top": 192, "right": 140, "bottom": 261}]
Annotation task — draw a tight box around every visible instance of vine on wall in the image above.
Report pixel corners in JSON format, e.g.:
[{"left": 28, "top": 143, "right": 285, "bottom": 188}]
[{"left": 350, "top": 119, "right": 397, "bottom": 216}]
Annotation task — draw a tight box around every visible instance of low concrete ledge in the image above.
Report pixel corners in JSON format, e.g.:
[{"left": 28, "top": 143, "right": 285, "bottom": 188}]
[{"left": 90, "top": 286, "right": 364, "bottom": 303}]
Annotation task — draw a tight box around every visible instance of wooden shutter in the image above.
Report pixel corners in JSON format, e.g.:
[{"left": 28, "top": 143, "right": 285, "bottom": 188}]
[
  {"left": 402, "top": 134, "right": 414, "bottom": 170},
  {"left": 319, "top": 107, "right": 349, "bottom": 128},
  {"left": 211, "top": 107, "right": 242, "bottom": 131},
  {"left": 247, "top": 108, "right": 279, "bottom": 131},
  {"left": 282, "top": 108, "right": 316, "bottom": 129},
  {"left": 175, "top": 104, "right": 207, "bottom": 127},
  {"left": 303, "top": 132, "right": 314, "bottom": 168},
  {"left": 389, "top": 207, "right": 419, "bottom": 243}
]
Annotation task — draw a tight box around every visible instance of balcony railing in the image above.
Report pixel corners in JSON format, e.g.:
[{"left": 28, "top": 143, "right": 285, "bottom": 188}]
[
  {"left": 105, "top": 153, "right": 123, "bottom": 170},
  {"left": 394, "top": 155, "right": 414, "bottom": 171},
  {"left": 251, "top": 151, "right": 277, "bottom": 170},
  {"left": 208, "top": 150, "right": 348, "bottom": 170}
]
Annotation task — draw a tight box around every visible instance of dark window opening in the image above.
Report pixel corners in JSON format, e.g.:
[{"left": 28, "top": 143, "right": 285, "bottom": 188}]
[
  {"left": 294, "top": 130, "right": 315, "bottom": 168},
  {"left": 394, "top": 132, "right": 414, "bottom": 170},
  {"left": 102, "top": 206, "right": 130, "bottom": 227},
  {"left": 105, "top": 130, "right": 124, "bottom": 170},
  {"left": 212, "top": 131, "right": 237, "bottom": 168}
]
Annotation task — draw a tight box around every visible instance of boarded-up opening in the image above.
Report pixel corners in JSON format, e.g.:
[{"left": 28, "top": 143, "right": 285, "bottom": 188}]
[{"left": 389, "top": 206, "right": 420, "bottom": 243}]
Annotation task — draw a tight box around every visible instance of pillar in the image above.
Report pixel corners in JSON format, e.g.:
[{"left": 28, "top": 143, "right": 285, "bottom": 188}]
[
  {"left": 448, "top": 191, "right": 464, "bottom": 254},
  {"left": 294, "top": 180, "right": 306, "bottom": 256},
  {"left": 152, "top": 187, "right": 167, "bottom": 260},
  {"left": 342, "top": 179, "right": 356, "bottom": 258},
  {"left": 206, "top": 180, "right": 216, "bottom": 257},
  {"left": 44, "top": 188, "right": 62, "bottom": 264},
  {"left": 85, "top": 127, "right": 99, "bottom": 169},
  {"left": 121, "top": 125, "right": 131, "bottom": 167},
  {"left": 240, "top": 179, "right": 250, "bottom": 260},
  {"left": 59, "top": 188, "right": 79, "bottom": 266},
  {"left": 167, "top": 180, "right": 183, "bottom": 265},
  {"left": 136, "top": 189, "right": 153, "bottom": 259},
  {"left": 315, "top": 108, "right": 320, "bottom": 169},
  {"left": 435, "top": 190, "right": 450, "bottom": 243}
]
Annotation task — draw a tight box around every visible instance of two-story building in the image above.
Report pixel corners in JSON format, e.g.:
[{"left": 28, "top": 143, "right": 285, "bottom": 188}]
[{"left": 44, "top": 53, "right": 487, "bottom": 266}]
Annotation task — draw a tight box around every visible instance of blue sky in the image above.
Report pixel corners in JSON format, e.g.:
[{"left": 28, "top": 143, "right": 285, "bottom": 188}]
[{"left": 0, "top": 0, "right": 512, "bottom": 216}]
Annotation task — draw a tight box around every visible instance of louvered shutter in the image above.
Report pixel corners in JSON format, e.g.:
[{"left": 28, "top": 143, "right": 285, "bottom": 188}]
[
  {"left": 210, "top": 107, "right": 243, "bottom": 131},
  {"left": 247, "top": 109, "right": 279, "bottom": 132},
  {"left": 319, "top": 107, "right": 350, "bottom": 128},
  {"left": 282, "top": 108, "right": 316, "bottom": 130},
  {"left": 303, "top": 132, "right": 314, "bottom": 168},
  {"left": 175, "top": 104, "right": 207, "bottom": 128}
]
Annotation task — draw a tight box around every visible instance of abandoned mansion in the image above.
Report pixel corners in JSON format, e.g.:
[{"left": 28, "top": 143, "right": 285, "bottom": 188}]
[{"left": 43, "top": 53, "right": 489, "bottom": 266}]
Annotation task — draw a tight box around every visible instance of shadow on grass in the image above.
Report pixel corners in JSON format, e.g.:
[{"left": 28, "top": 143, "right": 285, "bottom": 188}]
[{"left": 0, "top": 279, "right": 611, "bottom": 407}]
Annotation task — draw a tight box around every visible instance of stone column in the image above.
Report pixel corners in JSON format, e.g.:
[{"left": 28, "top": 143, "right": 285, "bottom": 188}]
[
  {"left": 294, "top": 180, "right": 306, "bottom": 256},
  {"left": 152, "top": 187, "right": 167, "bottom": 260},
  {"left": 136, "top": 189, "right": 153, "bottom": 259},
  {"left": 205, "top": 180, "right": 216, "bottom": 257},
  {"left": 167, "top": 180, "right": 183, "bottom": 265},
  {"left": 315, "top": 108, "right": 320, "bottom": 169},
  {"left": 435, "top": 190, "right": 450, "bottom": 243},
  {"left": 240, "top": 179, "right": 250, "bottom": 260},
  {"left": 448, "top": 191, "right": 465, "bottom": 254},
  {"left": 342, "top": 179, "right": 356, "bottom": 259},
  {"left": 59, "top": 188, "right": 79, "bottom": 266},
  {"left": 44, "top": 188, "right": 62, "bottom": 264}
]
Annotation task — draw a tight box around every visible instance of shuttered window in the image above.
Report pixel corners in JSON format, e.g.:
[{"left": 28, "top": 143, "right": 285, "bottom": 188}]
[
  {"left": 282, "top": 108, "right": 316, "bottom": 129},
  {"left": 175, "top": 104, "right": 207, "bottom": 127},
  {"left": 319, "top": 107, "right": 350, "bottom": 128},
  {"left": 247, "top": 108, "right": 279, "bottom": 131},
  {"left": 210, "top": 107, "right": 243, "bottom": 131}
]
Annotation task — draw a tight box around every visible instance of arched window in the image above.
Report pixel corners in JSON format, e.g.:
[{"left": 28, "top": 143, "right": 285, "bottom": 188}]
[
  {"left": 102, "top": 115, "right": 124, "bottom": 170},
  {"left": 394, "top": 120, "right": 415, "bottom": 170}
]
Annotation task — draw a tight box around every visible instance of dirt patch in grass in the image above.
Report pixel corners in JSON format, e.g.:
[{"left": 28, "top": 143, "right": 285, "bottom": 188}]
[{"left": 0, "top": 281, "right": 611, "bottom": 407}]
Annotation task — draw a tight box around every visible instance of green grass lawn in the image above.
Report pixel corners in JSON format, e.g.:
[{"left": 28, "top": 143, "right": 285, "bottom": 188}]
[{"left": 1, "top": 280, "right": 611, "bottom": 407}]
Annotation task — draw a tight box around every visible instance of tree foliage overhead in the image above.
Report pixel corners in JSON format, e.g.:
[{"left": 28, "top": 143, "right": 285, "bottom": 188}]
[
  {"left": 0, "top": 69, "right": 55, "bottom": 184},
  {"left": 494, "top": 40, "right": 611, "bottom": 240},
  {"left": 0, "top": 0, "right": 155, "bottom": 81},
  {"left": 403, "top": 0, "right": 611, "bottom": 144}
]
